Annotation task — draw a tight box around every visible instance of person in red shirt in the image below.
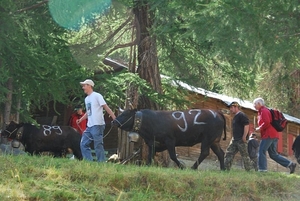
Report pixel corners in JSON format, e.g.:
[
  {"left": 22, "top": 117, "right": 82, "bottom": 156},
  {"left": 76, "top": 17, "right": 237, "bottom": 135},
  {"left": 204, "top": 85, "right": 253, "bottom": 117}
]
[
  {"left": 253, "top": 98, "right": 296, "bottom": 173},
  {"left": 69, "top": 105, "right": 87, "bottom": 135}
]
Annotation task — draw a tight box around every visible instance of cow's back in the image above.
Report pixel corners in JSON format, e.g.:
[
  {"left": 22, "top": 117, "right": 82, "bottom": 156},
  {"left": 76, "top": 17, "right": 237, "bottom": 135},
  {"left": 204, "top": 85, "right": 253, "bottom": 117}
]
[{"left": 140, "top": 109, "right": 225, "bottom": 147}]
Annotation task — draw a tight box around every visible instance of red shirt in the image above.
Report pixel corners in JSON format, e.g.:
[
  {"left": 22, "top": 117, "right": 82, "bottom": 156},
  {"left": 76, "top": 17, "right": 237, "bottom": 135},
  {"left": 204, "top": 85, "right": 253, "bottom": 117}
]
[
  {"left": 69, "top": 112, "right": 87, "bottom": 135},
  {"left": 257, "top": 106, "right": 278, "bottom": 139}
]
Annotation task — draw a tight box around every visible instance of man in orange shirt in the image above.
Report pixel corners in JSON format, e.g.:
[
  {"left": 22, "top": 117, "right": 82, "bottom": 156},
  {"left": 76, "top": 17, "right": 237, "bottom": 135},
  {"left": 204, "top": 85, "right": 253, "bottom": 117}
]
[{"left": 69, "top": 105, "right": 87, "bottom": 135}]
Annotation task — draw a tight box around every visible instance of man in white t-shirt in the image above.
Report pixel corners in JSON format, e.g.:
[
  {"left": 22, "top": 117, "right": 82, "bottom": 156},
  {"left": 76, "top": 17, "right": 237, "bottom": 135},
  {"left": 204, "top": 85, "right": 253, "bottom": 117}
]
[{"left": 77, "top": 79, "right": 116, "bottom": 162}]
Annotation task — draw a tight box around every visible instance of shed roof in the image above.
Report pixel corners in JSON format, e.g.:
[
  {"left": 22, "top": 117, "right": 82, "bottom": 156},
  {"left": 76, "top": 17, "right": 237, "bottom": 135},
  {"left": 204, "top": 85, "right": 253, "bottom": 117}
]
[{"left": 103, "top": 58, "right": 300, "bottom": 125}]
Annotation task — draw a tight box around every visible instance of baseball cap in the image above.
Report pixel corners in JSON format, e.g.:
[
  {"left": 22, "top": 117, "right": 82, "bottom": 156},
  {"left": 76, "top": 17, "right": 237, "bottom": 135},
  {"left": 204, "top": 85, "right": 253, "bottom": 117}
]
[
  {"left": 228, "top": 101, "right": 240, "bottom": 107},
  {"left": 80, "top": 79, "right": 95, "bottom": 87}
]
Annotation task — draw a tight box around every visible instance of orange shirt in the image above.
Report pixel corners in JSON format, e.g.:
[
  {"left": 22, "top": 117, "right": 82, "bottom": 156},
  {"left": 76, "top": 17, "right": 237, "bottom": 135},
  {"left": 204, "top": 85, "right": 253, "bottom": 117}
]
[{"left": 69, "top": 112, "right": 87, "bottom": 135}]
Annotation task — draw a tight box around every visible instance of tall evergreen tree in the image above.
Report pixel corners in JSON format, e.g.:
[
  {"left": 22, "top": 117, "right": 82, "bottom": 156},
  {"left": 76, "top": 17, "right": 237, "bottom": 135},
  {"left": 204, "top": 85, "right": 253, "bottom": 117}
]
[{"left": 0, "top": 0, "right": 88, "bottom": 123}]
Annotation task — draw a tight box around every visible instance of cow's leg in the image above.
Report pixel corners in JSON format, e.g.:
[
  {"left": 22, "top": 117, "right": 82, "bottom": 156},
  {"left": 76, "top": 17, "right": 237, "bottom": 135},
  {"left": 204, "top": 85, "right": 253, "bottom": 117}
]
[
  {"left": 191, "top": 143, "right": 210, "bottom": 170},
  {"left": 145, "top": 140, "right": 156, "bottom": 165},
  {"left": 168, "top": 149, "right": 184, "bottom": 169},
  {"left": 165, "top": 140, "right": 184, "bottom": 169},
  {"left": 73, "top": 147, "right": 83, "bottom": 160},
  {"left": 147, "top": 144, "right": 154, "bottom": 165},
  {"left": 210, "top": 142, "right": 225, "bottom": 170}
]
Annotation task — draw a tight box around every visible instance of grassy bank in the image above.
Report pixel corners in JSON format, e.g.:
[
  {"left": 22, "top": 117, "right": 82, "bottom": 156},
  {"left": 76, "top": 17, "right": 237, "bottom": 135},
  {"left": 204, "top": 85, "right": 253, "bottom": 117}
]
[{"left": 0, "top": 155, "right": 300, "bottom": 201}]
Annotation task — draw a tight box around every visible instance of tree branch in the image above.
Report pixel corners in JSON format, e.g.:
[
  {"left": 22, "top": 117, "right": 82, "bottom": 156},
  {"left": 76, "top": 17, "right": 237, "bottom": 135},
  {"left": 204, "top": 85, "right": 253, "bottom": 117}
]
[
  {"left": 86, "top": 16, "right": 133, "bottom": 54},
  {"left": 113, "top": 25, "right": 134, "bottom": 43},
  {"left": 16, "top": 0, "right": 49, "bottom": 13},
  {"left": 104, "top": 40, "right": 138, "bottom": 58}
]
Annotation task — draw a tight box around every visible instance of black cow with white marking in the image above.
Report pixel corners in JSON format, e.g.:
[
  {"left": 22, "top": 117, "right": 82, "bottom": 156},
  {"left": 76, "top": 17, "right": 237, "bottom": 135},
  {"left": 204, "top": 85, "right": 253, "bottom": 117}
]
[
  {"left": 292, "top": 135, "right": 300, "bottom": 164},
  {"left": 2, "top": 121, "right": 82, "bottom": 159},
  {"left": 113, "top": 109, "right": 226, "bottom": 170}
]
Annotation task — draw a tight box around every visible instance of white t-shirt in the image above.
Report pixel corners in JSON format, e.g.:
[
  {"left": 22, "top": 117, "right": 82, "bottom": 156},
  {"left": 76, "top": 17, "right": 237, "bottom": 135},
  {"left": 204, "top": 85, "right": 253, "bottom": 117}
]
[{"left": 85, "top": 92, "right": 107, "bottom": 127}]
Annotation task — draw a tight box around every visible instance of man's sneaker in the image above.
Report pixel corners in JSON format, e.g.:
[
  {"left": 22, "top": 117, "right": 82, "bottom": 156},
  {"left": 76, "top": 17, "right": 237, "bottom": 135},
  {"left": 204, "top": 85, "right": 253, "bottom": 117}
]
[{"left": 289, "top": 163, "right": 296, "bottom": 174}]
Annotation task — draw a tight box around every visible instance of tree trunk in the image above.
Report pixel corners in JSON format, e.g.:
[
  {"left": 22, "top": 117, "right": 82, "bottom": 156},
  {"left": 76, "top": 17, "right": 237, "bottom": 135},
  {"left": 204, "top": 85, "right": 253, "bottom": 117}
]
[
  {"left": 133, "top": 0, "right": 162, "bottom": 110},
  {"left": 4, "top": 77, "right": 13, "bottom": 124},
  {"left": 118, "top": 17, "right": 139, "bottom": 161},
  {"left": 133, "top": 0, "right": 170, "bottom": 167},
  {"left": 16, "top": 90, "right": 21, "bottom": 123}
]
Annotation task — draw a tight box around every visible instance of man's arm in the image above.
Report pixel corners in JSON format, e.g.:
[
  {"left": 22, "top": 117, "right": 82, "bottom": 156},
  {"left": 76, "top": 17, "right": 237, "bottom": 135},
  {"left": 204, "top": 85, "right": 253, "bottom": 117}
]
[
  {"left": 77, "top": 113, "right": 87, "bottom": 124},
  {"left": 242, "top": 125, "right": 249, "bottom": 142},
  {"left": 256, "top": 109, "right": 272, "bottom": 131},
  {"left": 103, "top": 104, "right": 116, "bottom": 120}
]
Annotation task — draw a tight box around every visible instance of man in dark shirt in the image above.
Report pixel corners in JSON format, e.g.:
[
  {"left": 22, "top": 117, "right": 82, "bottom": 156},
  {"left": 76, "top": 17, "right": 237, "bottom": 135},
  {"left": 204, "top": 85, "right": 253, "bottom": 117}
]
[
  {"left": 224, "top": 101, "right": 252, "bottom": 171},
  {"left": 248, "top": 133, "right": 259, "bottom": 171}
]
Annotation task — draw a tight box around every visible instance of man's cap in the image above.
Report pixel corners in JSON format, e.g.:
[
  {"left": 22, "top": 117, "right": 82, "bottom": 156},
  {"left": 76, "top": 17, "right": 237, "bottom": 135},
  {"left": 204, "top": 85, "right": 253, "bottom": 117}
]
[
  {"left": 228, "top": 101, "right": 240, "bottom": 107},
  {"left": 80, "top": 79, "right": 95, "bottom": 87},
  {"left": 74, "top": 105, "right": 83, "bottom": 110}
]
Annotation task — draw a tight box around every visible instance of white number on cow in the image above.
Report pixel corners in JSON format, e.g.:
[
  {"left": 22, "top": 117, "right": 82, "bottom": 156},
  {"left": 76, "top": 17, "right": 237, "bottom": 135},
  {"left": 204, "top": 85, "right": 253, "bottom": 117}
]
[
  {"left": 188, "top": 109, "right": 206, "bottom": 125},
  {"left": 172, "top": 110, "right": 209, "bottom": 132},
  {"left": 42, "top": 125, "right": 63, "bottom": 136},
  {"left": 52, "top": 126, "right": 62, "bottom": 135},
  {"left": 209, "top": 110, "right": 217, "bottom": 118},
  {"left": 43, "top": 125, "right": 52, "bottom": 136},
  {"left": 172, "top": 111, "right": 188, "bottom": 132}
]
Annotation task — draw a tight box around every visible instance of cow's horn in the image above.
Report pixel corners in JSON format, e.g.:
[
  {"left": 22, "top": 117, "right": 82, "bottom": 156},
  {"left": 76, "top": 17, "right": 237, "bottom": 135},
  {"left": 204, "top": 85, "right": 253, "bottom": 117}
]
[{"left": 118, "top": 107, "right": 124, "bottom": 113}]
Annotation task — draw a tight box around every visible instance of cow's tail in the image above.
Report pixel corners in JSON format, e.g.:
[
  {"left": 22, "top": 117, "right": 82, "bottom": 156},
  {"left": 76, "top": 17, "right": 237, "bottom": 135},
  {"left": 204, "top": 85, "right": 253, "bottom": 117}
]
[{"left": 219, "top": 111, "right": 227, "bottom": 141}]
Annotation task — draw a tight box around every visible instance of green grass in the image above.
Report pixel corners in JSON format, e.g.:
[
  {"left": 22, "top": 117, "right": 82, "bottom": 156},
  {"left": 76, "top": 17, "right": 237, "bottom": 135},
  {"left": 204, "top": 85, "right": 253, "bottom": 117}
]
[{"left": 1, "top": 155, "right": 300, "bottom": 201}]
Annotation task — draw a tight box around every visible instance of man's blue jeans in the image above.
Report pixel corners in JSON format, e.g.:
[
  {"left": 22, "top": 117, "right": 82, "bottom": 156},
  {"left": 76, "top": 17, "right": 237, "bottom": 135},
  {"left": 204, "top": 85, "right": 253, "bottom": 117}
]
[
  {"left": 80, "top": 125, "right": 106, "bottom": 162},
  {"left": 258, "top": 138, "right": 291, "bottom": 171}
]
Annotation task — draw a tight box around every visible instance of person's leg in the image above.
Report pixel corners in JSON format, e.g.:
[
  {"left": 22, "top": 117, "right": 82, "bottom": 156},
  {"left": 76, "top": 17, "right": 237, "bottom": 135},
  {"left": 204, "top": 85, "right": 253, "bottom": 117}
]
[
  {"left": 268, "top": 139, "right": 291, "bottom": 167},
  {"left": 80, "top": 127, "right": 94, "bottom": 161},
  {"left": 251, "top": 157, "right": 258, "bottom": 171},
  {"left": 237, "top": 141, "right": 252, "bottom": 171},
  {"left": 258, "top": 138, "right": 273, "bottom": 171},
  {"left": 91, "top": 125, "right": 106, "bottom": 162},
  {"left": 224, "top": 141, "right": 238, "bottom": 170}
]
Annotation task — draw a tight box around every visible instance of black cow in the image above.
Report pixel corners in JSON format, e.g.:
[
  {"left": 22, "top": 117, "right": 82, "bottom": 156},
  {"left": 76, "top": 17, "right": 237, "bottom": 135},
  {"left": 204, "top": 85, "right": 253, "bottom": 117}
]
[
  {"left": 2, "top": 121, "right": 82, "bottom": 159},
  {"left": 113, "top": 109, "right": 226, "bottom": 170},
  {"left": 292, "top": 135, "right": 300, "bottom": 164}
]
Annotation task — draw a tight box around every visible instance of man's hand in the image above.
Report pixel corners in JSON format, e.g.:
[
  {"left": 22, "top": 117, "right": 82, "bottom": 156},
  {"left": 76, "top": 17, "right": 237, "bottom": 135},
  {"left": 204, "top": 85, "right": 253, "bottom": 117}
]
[
  {"left": 255, "top": 127, "right": 260, "bottom": 132},
  {"left": 242, "top": 136, "right": 247, "bottom": 143},
  {"left": 76, "top": 119, "right": 81, "bottom": 124}
]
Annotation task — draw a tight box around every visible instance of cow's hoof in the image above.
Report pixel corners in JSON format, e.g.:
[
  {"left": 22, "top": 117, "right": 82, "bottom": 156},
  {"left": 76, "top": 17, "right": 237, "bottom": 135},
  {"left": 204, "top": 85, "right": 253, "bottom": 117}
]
[{"left": 179, "top": 160, "right": 186, "bottom": 169}]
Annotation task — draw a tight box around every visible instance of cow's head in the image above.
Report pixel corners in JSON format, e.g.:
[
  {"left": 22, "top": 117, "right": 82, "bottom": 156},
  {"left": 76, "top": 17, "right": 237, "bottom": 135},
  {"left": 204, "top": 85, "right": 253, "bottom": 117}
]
[
  {"left": 2, "top": 121, "right": 24, "bottom": 139},
  {"left": 112, "top": 109, "right": 136, "bottom": 131}
]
